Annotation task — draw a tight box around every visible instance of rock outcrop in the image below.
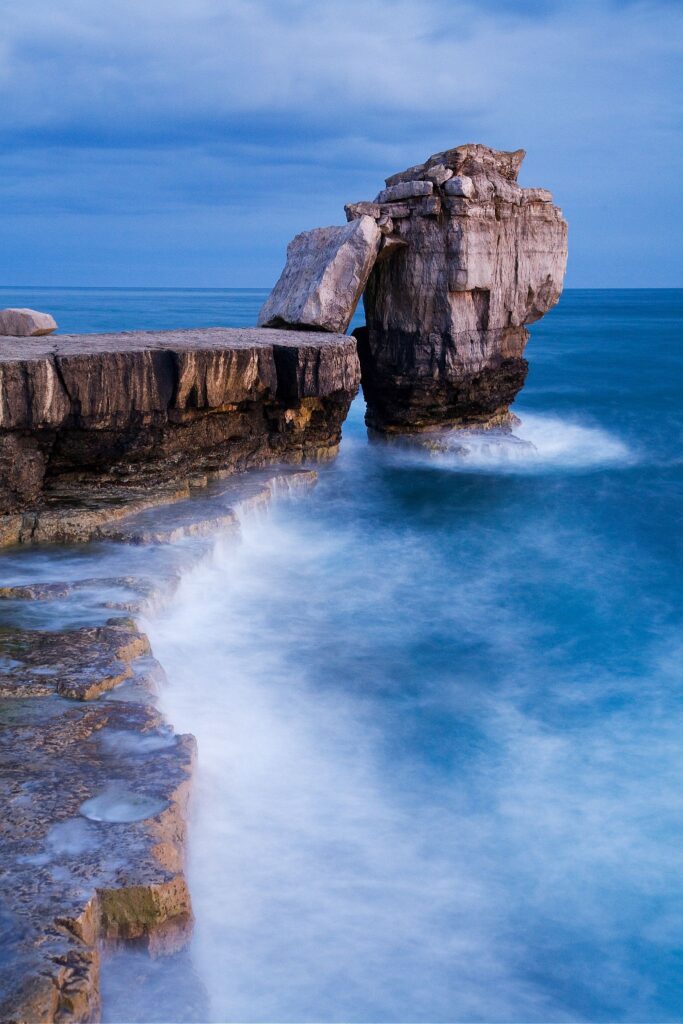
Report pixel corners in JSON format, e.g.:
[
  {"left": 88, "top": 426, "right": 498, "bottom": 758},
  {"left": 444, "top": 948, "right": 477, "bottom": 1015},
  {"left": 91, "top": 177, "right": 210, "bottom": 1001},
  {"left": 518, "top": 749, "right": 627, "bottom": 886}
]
[
  {"left": 347, "top": 144, "right": 568, "bottom": 431},
  {"left": 0, "top": 307, "right": 58, "bottom": 337},
  {"left": 0, "top": 327, "right": 360, "bottom": 519},
  {"left": 257, "top": 216, "right": 381, "bottom": 333}
]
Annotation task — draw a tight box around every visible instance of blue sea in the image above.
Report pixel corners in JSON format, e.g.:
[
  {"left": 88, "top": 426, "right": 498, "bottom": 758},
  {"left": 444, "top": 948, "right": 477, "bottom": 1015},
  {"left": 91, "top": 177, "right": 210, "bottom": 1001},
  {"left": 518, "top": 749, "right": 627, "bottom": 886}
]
[{"left": 1, "top": 287, "right": 682, "bottom": 1022}]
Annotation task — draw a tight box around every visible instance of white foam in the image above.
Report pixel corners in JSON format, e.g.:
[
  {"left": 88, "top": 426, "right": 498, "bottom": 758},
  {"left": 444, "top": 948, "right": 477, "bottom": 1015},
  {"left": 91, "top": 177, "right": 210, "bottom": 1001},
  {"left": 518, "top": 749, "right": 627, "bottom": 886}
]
[{"left": 388, "top": 412, "right": 633, "bottom": 474}]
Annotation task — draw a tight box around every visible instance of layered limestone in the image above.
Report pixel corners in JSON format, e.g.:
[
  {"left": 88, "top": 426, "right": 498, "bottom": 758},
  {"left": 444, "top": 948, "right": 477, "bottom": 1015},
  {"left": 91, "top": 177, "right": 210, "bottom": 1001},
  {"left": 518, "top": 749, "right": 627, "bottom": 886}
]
[
  {"left": 257, "top": 216, "right": 381, "bottom": 333},
  {"left": 346, "top": 143, "right": 568, "bottom": 431},
  {"left": 0, "top": 327, "right": 360, "bottom": 519}
]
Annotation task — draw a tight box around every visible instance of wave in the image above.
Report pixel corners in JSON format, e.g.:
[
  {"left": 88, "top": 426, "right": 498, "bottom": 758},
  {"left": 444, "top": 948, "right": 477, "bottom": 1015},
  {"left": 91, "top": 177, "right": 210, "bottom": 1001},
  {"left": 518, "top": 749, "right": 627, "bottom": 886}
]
[{"left": 382, "top": 412, "right": 634, "bottom": 474}]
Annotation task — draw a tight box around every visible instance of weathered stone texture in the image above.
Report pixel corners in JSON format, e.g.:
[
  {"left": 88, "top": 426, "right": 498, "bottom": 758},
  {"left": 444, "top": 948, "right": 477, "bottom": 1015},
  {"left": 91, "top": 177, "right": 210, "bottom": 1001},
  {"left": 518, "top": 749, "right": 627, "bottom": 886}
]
[
  {"left": 0, "top": 327, "right": 360, "bottom": 516},
  {"left": 346, "top": 143, "right": 567, "bottom": 430},
  {"left": 257, "top": 216, "right": 381, "bottom": 333},
  {"left": 0, "top": 307, "right": 58, "bottom": 337}
]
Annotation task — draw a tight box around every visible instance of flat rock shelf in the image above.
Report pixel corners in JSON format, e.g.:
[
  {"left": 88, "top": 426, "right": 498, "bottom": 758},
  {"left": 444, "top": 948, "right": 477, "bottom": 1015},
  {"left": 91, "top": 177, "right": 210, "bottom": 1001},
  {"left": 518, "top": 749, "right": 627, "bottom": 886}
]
[{"left": 0, "top": 327, "right": 360, "bottom": 536}]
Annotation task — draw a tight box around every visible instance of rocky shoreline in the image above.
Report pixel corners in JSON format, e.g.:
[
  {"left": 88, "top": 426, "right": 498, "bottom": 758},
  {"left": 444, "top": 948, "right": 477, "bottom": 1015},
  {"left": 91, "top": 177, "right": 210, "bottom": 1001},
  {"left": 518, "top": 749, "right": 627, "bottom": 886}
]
[{"left": 0, "top": 468, "right": 319, "bottom": 1022}]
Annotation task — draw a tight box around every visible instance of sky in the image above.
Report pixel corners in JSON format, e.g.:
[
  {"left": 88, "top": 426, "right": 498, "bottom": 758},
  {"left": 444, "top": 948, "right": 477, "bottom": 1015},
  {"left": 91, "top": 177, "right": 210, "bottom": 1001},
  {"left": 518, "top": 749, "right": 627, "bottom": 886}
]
[{"left": 0, "top": 0, "right": 681, "bottom": 288}]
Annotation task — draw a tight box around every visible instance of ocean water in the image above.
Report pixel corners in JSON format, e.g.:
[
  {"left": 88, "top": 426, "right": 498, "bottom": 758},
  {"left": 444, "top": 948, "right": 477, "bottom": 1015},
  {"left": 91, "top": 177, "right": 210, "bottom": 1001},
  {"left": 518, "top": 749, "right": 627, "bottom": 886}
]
[{"left": 2, "top": 288, "right": 683, "bottom": 1022}]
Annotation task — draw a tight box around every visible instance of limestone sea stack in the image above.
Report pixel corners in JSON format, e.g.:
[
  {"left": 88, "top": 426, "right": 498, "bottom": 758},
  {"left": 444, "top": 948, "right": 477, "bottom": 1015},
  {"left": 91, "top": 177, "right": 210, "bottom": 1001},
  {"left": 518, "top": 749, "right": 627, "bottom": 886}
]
[
  {"left": 259, "top": 143, "right": 567, "bottom": 433},
  {"left": 352, "top": 144, "right": 568, "bottom": 431},
  {"left": 0, "top": 307, "right": 57, "bottom": 337}
]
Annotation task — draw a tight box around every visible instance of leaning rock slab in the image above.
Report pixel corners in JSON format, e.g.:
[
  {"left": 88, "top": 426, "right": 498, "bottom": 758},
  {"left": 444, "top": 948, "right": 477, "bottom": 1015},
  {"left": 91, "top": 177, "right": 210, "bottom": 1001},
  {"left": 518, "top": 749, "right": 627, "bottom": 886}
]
[
  {"left": 0, "top": 308, "right": 57, "bottom": 337},
  {"left": 257, "top": 216, "right": 381, "bottom": 333}
]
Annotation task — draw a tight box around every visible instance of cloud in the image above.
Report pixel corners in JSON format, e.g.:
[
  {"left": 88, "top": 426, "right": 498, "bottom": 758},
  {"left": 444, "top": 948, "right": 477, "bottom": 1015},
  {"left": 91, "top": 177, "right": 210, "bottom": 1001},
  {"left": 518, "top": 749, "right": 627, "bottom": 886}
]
[{"left": 0, "top": 0, "right": 681, "bottom": 284}]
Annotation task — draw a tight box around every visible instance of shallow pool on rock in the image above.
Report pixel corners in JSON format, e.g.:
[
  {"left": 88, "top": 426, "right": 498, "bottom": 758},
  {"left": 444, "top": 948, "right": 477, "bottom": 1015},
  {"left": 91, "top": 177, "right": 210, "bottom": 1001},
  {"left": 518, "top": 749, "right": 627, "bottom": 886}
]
[{"left": 80, "top": 787, "right": 168, "bottom": 824}]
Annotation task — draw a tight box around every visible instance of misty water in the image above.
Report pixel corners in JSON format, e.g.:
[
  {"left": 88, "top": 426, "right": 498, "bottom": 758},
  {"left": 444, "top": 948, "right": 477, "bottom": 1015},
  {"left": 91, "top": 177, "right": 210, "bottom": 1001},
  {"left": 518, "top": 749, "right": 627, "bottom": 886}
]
[{"left": 2, "top": 288, "right": 682, "bottom": 1021}]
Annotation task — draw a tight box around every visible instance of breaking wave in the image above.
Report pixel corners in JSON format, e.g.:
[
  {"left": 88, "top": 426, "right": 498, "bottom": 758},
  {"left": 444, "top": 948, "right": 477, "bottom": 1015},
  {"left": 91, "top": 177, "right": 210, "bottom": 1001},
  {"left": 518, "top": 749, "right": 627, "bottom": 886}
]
[{"left": 384, "top": 412, "right": 633, "bottom": 474}]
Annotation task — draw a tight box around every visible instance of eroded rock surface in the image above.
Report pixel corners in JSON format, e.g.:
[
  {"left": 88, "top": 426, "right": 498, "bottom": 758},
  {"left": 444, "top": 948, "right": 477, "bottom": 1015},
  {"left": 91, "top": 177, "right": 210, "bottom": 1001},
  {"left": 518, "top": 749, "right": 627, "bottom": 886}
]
[
  {"left": 346, "top": 143, "right": 568, "bottom": 430},
  {"left": 0, "top": 327, "right": 359, "bottom": 519},
  {"left": 257, "top": 216, "right": 381, "bottom": 333}
]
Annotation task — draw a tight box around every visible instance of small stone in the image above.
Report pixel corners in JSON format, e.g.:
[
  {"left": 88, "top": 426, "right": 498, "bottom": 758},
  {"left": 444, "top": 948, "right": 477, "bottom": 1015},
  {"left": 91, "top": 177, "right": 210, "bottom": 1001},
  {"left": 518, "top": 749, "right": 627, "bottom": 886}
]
[
  {"left": 443, "top": 176, "right": 475, "bottom": 198},
  {"left": 375, "top": 180, "right": 434, "bottom": 204},
  {"left": 378, "top": 216, "right": 394, "bottom": 236},
  {"left": 384, "top": 163, "right": 427, "bottom": 187},
  {"left": 344, "top": 201, "right": 381, "bottom": 222},
  {"left": 0, "top": 308, "right": 57, "bottom": 337},
  {"left": 523, "top": 188, "right": 553, "bottom": 204},
  {"left": 424, "top": 164, "right": 453, "bottom": 186}
]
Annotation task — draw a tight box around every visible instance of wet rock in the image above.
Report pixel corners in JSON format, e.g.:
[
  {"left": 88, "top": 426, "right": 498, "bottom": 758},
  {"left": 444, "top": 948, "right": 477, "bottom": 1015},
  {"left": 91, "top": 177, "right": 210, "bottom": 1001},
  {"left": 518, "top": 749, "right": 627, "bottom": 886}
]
[
  {"left": 354, "top": 143, "right": 568, "bottom": 431},
  {"left": 0, "top": 463, "right": 317, "bottom": 1022},
  {"left": 0, "top": 697, "right": 195, "bottom": 1023},
  {"left": 0, "top": 327, "right": 360, "bottom": 520},
  {"left": 0, "top": 308, "right": 58, "bottom": 337},
  {"left": 257, "top": 217, "right": 381, "bottom": 333},
  {"left": 0, "top": 623, "right": 151, "bottom": 700}
]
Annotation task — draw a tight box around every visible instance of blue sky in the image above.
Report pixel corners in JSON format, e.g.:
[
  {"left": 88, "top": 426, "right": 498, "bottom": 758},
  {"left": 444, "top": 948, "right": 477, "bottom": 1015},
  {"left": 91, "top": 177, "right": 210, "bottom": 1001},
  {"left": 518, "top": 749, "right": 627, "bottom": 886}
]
[{"left": 0, "top": 0, "right": 681, "bottom": 287}]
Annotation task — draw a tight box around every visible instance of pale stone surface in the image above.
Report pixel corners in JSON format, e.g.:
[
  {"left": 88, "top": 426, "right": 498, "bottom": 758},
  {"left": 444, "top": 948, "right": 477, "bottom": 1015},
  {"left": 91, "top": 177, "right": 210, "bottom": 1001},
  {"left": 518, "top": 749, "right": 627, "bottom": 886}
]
[
  {"left": 257, "top": 216, "right": 381, "bottom": 333},
  {"left": 0, "top": 308, "right": 57, "bottom": 337},
  {"left": 344, "top": 201, "right": 381, "bottom": 222},
  {"left": 444, "top": 175, "right": 475, "bottom": 198},
  {"left": 375, "top": 180, "right": 433, "bottom": 203},
  {"left": 424, "top": 163, "right": 453, "bottom": 186}
]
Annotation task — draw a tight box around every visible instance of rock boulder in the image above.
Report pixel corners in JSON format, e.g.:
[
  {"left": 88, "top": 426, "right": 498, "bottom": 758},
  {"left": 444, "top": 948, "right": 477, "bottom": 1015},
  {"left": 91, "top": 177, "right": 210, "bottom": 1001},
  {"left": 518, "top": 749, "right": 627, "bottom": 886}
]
[
  {"left": 257, "top": 216, "right": 381, "bottom": 333},
  {"left": 0, "top": 308, "right": 57, "bottom": 337}
]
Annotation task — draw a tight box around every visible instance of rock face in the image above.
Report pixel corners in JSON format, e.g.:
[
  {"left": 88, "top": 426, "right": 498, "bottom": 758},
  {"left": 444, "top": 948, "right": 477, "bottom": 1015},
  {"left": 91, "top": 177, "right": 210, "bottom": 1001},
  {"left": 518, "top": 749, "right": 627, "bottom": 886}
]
[
  {"left": 0, "top": 327, "right": 360, "bottom": 518},
  {"left": 346, "top": 143, "right": 568, "bottom": 431},
  {"left": 0, "top": 307, "right": 57, "bottom": 337},
  {"left": 257, "top": 216, "right": 381, "bottom": 333}
]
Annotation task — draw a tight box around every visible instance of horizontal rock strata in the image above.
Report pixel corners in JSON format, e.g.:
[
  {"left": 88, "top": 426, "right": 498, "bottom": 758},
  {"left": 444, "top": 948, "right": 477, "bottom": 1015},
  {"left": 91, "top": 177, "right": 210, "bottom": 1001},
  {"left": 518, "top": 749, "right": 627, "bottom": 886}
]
[
  {"left": 345, "top": 143, "right": 568, "bottom": 431},
  {"left": 0, "top": 327, "right": 360, "bottom": 520}
]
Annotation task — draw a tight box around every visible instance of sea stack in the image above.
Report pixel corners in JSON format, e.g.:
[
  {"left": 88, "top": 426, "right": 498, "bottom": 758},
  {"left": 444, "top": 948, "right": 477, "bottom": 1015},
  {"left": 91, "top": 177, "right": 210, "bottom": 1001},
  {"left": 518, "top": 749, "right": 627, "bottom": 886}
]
[{"left": 351, "top": 144, "right": 568, "bottom": 431}]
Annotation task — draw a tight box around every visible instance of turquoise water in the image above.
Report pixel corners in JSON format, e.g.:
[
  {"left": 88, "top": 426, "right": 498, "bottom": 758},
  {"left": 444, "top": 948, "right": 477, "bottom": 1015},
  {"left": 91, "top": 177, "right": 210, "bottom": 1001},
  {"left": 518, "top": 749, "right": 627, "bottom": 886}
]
[{"left": 3, "top": 288, "right": 683, "bottom": 1021}]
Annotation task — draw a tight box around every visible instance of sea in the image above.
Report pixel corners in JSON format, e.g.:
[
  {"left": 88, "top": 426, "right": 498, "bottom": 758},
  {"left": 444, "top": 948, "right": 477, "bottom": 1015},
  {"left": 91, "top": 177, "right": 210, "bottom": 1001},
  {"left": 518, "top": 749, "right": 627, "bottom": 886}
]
[{"left": 1, "top": 286, "right": 682, "bottom": 1022}]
